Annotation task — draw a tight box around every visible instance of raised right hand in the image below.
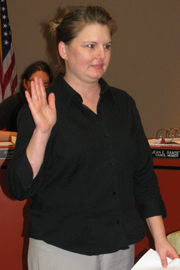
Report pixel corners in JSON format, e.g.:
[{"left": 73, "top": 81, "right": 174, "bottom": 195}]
[{"left": 25, "top": 77, "right": 56, "bottom": 135}]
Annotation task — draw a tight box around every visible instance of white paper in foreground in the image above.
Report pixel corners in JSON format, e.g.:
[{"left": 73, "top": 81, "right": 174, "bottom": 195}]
[{"left": 131, "top": 249, "right": 180, "bottom": 269}]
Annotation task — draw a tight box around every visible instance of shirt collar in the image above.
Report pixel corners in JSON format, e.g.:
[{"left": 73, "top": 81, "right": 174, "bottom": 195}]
[
  {"left": 51, "top": 73, "right": 118, "bottom": 107},
  {"left": 50, "top": 73, "right": 81, "bottom": 107},
  {"left": 99, "top": 77, "right": 119, "bottom": 104}
]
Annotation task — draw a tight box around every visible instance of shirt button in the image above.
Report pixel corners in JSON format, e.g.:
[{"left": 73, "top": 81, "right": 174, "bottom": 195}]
[
  {"left": 109, "top": 163, "right": 114, "bottom": 167},
  {"left": 97, "top": 109, "right": 101, "bottom": 114},
  {"left": 113, "top": 191, "right": 116, "bottom": 195},
  {"left": 116, "top": 220, "right": 120, "bottom": 224},
  {"left": 104, "top": 134, "right": 108, "bottom": 138}
]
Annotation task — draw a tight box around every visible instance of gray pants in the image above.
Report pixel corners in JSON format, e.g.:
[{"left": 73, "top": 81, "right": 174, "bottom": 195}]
[{"left": 28, "top": 238, "right": 134, "bottom": 270}]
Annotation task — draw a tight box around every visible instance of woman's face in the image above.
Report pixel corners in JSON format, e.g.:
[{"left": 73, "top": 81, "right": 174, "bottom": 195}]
[
  {"left": 59, "top": 24, "right": 112, "bottom": 85},
  {"left": 23, "top": 70, "right": 50, "bottom": 94}
]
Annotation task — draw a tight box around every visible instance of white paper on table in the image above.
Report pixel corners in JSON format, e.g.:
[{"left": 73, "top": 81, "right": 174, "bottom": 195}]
[
  {"left": 148, "top": 139, "right": 162, "bottom": 145},
  {"left": 131, "top": 249, "right": 180, "bottom": 269}
]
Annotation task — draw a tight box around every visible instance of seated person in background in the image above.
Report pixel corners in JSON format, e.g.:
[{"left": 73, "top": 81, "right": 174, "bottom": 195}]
[{"left": 0, "top": 61, "right": 53, "bottom": 132}]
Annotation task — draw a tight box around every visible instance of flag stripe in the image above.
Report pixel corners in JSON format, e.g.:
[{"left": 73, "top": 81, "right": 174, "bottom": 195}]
[{"left": 3, "top": 47, "right": 15, "bottom": 91}]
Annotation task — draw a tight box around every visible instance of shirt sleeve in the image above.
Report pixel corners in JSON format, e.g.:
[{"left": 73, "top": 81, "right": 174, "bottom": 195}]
[
  {"left": 6, "top": 104, "right": 44, "bottom": 200},
  {"left": 131, "top": 98, "right": 167, "bottom": 220}
]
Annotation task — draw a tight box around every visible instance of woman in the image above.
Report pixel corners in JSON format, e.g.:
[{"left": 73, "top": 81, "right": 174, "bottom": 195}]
[
  {"left": 0, "top": 61, "right": 53, "bottom": 131},
  {"left": 6, "top": 6, "right": 178, "bottom": 270}
]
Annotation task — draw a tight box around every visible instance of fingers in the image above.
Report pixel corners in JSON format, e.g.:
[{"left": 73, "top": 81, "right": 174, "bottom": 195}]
[
  {"left": 31, "top": 77, "right": 46, "bottom": 102},
  {"left": 167, "top": 250, "right": 179, "bottom": 260},
  {"left": 25, "top": 77, "right": 56, "bottom": 129},
  {"left": 24, "top": 77, "right": 47, "bottom": 117},
  {"left": 157, "top": 243, "right": 179, "bottom": 268},
  {"left": 160, "top": 256, "right": 168, "bottom": 268},
  {"left": 48, "top": 93, "right": 56, "bottom": 110},
  {"left": 25, "top": 90, "right": 31, "bottom": 104}
]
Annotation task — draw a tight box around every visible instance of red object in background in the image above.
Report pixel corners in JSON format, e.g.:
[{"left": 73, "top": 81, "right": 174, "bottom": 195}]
[
  {"left": 0, "top": 147, "right": 29, "bottom": 270},
  {"left": 160, "top": 138, "right": 166, "bottom": 144}
]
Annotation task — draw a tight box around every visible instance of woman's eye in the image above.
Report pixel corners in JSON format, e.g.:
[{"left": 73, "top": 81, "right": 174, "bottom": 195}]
[
  {"left": 87, "top": 44, "right": 94, "bottom": 48},
  {"left": 104, "top": 44, "right": 111, "bottom": 50}
]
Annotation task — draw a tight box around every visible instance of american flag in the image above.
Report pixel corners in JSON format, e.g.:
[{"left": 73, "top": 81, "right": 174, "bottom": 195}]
[{"left": 0, "top": 0, "right": 17, "bottom": 102}]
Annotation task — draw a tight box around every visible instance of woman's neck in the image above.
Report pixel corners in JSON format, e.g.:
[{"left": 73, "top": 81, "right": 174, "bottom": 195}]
[{"left": 64, "top": 74, "right": 101, "bottom": 113}]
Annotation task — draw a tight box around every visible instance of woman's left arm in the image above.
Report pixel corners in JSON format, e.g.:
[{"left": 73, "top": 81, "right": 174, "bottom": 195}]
[{"left": 146, "top": 215, "right": 179, "bottom": 268}]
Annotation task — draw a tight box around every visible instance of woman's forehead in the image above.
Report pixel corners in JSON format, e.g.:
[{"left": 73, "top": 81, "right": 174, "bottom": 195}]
[{"left": 74, "top": 24, "right": 111, "bottom": 41}]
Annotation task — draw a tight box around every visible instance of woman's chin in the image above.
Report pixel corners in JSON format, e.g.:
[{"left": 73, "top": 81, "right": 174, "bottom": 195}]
[{"left": 88, "top": 70, "right": 105, "bottom": 80}]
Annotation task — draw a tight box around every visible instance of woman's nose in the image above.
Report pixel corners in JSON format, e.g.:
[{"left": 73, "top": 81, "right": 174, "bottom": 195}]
[{"left": 96, "top": 46, "right": 106, "bottom": 59}]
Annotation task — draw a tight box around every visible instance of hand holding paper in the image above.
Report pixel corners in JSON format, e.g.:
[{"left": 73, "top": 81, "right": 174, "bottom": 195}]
[{"left": 131, "top": 249, "right": 180, "bottom": 270}]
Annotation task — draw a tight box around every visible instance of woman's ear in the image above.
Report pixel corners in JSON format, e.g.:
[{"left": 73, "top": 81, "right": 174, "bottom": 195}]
[
  {"left": 23, "top": 79, "right": 27, "bottom": 89},
  {"left": 58, "top": 41, "right": 68, "bottom": 60}
]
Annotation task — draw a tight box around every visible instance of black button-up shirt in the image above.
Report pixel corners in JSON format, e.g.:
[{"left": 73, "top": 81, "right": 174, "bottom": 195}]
[{"left": 7, "top": 73, "right": 166, "bottom": 255}]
